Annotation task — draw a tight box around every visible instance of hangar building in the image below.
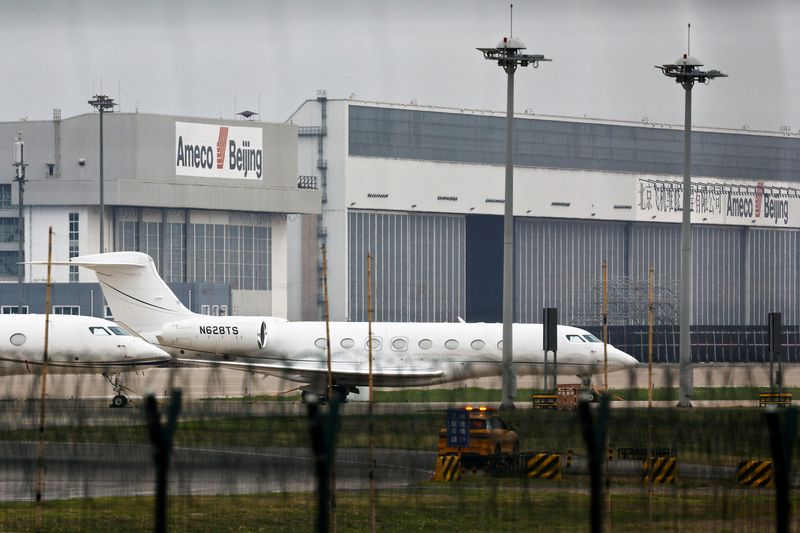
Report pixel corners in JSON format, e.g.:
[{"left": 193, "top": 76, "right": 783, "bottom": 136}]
[
  {"left": 0, "top": 110, "right": 319, "bottom": 317},
  {"left": 288, "top": 95, "right": 800, "bottom": 361}
]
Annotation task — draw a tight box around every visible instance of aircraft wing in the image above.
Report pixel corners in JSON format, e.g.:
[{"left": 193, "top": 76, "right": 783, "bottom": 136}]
[{"left": 175, "top": 357, "right": 444, "bottom": 384}]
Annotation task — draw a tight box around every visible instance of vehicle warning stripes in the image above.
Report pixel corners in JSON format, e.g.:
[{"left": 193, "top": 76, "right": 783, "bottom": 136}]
[
  {"left": 526, "top": 453, "right": 562, "bottom": 480},
  {"left": 642, "top": 456, "right": 678, "bottom": 484},
  {"left": 736, "top": 460, "right": 774, "bottom": 488},
  {"left": 433, "top": 455, "right": 461, "bottom": 482}
]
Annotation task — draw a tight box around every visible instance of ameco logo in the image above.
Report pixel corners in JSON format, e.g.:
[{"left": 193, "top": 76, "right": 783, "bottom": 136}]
[
  {"left": 216, "top": 127, "right": 229, "bottom": 169},
  {"left": 176, "top": 122, "right": 263, "bottom": 179}
]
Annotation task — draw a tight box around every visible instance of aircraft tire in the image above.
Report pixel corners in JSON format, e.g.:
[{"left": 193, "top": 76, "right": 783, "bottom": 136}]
[
  {"left": 111, "top": 395, "right": 128, "bottom": 408},
  {"left": 301, "top": 391, "right": 317, "bottom": 404},
  {"left": 332, "top": 386, "right": 348, "bottom": 404}
]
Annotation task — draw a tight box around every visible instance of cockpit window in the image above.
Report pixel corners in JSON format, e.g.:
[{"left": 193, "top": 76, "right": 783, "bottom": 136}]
[
  {"left": 108, "top": 326, "right": 129, "bottom": 336},
  {"left": 89, "top": 327, "right": 111, "bottom": 336},
  {"left": 582, "top": 334, "right": 602, "bottom": 343},
  {"left": 566, "top": 334, "right": 585, "bottom": 343}
]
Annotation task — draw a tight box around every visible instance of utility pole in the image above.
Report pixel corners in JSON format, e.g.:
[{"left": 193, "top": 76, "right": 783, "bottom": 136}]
[
  {"left": 88, "top": 94, "right": 115, "bottom": 253},
  {"left": 656, "top": 24, "right": 726, "bottom": 407},
  {"left": 12, "top": 131, "right": 27, "bottom": 313},
  {"left": 478, "top": 4, "right": 550, "bottom": 409}
]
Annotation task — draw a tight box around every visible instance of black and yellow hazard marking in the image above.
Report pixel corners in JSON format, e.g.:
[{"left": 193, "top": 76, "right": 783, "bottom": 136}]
[
  {"left": 642, "top": 456, "right": 678, "bottom": 484},
  {"left": 433, "top": 455, "right": 461, "bottom": 482},
  {"left": 736, "top": 460, "right": 774, "bottom": 488},
  {"left": 757, "top": 393, "right": 792, "bottom": 408},
  {"left": 526, "top": 453, "right": 562, "bottom": 480},
  {"left": 531, "top": 394, "right": 558, "bottom": 409}
]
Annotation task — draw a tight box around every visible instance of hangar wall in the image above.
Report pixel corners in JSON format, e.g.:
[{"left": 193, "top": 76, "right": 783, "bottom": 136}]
[
  {"left": 291, "top": 98, "right": 800, "bottom": 328},
  {"left": 347, "top": 210, "right": 800, "bottom": 327},
  {"left": 348, "top": 105, "right": 800, "bottom": 182},
  {"left": 348, "top": 210, "right": 465, "bottom": 322}
]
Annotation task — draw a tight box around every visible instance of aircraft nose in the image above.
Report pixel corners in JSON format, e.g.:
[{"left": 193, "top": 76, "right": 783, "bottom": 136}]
[
  {"left": 614, "top": 348, "right": 638, "bottom": 369},
  {"left": 134, "top": 340, "right": 172, "bottom": 363}
]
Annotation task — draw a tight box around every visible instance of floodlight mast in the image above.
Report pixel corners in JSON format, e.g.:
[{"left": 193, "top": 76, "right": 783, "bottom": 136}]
[
  {"left": 477, "top": 35, "right": 550, "bottom": 410},
  {"left": 87, "top": 94, "right": 115, "bottom": 253},
  {"left": 12, "top": 131, "right": 27, "bottom": 313},
  {"left": 656, "top": 44, "right": 726, "bottom": 408}
]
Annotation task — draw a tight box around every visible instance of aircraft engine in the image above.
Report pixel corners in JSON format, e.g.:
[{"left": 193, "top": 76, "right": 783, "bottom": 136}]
[{"left": 155, "top": 317, "right": 269, "bottom": 355}]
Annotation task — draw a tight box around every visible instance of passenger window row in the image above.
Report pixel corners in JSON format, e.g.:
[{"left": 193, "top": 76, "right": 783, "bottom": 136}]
[{"left": 313, "top": 337, "right": 500, "bottom": 352}]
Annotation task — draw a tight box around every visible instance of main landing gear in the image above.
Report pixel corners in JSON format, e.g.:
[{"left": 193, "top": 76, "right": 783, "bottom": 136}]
[
  {"left": 301, "top": 385, "right": 356, "bottom": 404},
  {"left": 103, "top": 373, "right": 130, "bottom": 408}
]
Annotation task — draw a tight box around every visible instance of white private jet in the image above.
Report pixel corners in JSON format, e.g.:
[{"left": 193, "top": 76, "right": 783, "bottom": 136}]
[
  {"left": 62, "top": 252, "right": 638, "bottom": 402},
  {"left": 0, "top": 313, "right": 172, "bottom": 406}
]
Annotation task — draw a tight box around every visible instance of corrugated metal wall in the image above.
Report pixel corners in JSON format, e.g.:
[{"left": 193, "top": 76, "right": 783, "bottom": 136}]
[
  {"left": 514, "top": 218, "right": 627, "bottom": 324},
  {"left": 349, "top": 210, "right": 799, "bottom": 326},
  {"left": 629, "top": 224, "right": 745, "bottom": 325},
  {"left": 692, "top": 225, "right": 744, "bottom": 325},
  {"left": 348, "top": 211, "right": 465, "bottom": 322},
  {"left": 748, "top": 228, "right": 800, "bottom": 324}
]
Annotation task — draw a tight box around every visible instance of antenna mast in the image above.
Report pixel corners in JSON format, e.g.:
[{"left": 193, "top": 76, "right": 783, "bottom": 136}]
[
  {"left": 510, "top": 4, "right": 513, "bottom": 37},
  {"left": 687, "top": 23, "right": 691, "bottom": 55}
]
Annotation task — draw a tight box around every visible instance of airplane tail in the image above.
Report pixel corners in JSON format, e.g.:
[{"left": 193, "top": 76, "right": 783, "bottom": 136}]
[{"left": 68, "top": 252, "right": 196, "bottom": 337}]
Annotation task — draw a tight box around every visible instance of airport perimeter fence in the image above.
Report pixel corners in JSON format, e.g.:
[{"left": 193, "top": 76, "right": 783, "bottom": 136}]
[
  {"left": 585, "top": 324, "right": 800, "bottom": 364},
  {"left": 0, "top": 366, "right": 799, "bottom": 532}
]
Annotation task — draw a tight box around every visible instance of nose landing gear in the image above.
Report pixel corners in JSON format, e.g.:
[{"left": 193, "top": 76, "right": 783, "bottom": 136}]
[
  {"left": 103, "top": 373, "right": 131, "bottom": 408},
  {"left": 577, "top": 375, "right": 600, "bottom": 402}
]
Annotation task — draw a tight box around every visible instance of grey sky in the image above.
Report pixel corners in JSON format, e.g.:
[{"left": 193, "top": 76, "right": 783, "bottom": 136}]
[{"left": 2, "top": 0, "right": 798, "bottom": 132}]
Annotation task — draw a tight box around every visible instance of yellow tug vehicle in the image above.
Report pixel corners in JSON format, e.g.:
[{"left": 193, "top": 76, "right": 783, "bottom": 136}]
[{"left": 438, "top": 406, "right": 519, "bottom": 465}]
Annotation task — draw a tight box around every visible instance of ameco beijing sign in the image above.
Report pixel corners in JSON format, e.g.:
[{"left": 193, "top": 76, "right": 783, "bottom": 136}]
[
  {"left": 175, "top": 122, "right": 263, "bottom": 179},
  {"left": 637, "top": 176, "right": 798, "bottom": 227}
]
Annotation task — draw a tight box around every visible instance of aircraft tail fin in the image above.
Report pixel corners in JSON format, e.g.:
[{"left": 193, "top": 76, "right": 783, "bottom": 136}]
[{"left": 69, "top": 252, "right": 195, "bottom": 338}]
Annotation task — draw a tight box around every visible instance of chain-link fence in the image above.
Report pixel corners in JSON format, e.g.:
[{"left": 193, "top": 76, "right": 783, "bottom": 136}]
[{"left": 0, "top": 365, "right": 798, "bottom": 532}]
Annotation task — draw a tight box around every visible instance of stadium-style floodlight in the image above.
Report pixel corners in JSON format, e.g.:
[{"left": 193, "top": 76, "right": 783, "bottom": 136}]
[
  {"left": 656, "top": 27, "right": 727, "bottom": 408},
  {"left": 478, "top": 18, "right": 551, "bottom": 410},
  {"left": 88, "top": 94, "right": 115, "bottom": 253}
]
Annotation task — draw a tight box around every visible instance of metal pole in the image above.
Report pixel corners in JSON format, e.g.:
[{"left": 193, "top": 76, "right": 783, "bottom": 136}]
[
  {"left": 552, "top": 349, "right": 558, "bottom": 394},
  {"left": 146, "top": 390, "right": 182, "bottom": 533},
  {"left": 602, "top": 260, "right": 608, "bottom": 390},
  {"left": 770, "top": 328, "right": 775, "bottom": 393},
  {"left": 17, "top": 160, "right": 24, "bottom": 312},
  {"left": 647, "top": 266, "right": 654, "bottom": 409},
  {"left": 320, "top": 244, "right": 336, "bottom": 533},
  {"left": 765, "top": 407, "right": 796, "bottom": 533},
  {"left": 367, "top": 253, "right": 376, "bottom": 533},
  {"left": 501, "top": 60, "right": 516, "bottom": 410},
  {"left": 13, "top": 132, "right": 26, "bottom": 313},
  {"left": 678, "top": 82, "right": 693, "bottom": 407},
  {"left": 322, "top": 245, "right": 332, "bottom": 400},
  {"left": 579, "top": 394, "right": 610, "bottom": 533},
  {"left": 99, "top": 107, "right": 105, "bottom": 253},
  {"left": 34, "top": 227, "right": 54, "bottom": 533},
  {"left": 656, "top": 37, "right": 725, "bottom": 405}
]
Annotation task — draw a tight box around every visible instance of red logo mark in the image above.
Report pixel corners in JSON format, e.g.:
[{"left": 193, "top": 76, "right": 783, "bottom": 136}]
[
  {"left": 754, "top": 182, "right": 764, "bottom": 218},
  {"left": 216, "top": 127, "right": 229, "bottom": 169}
]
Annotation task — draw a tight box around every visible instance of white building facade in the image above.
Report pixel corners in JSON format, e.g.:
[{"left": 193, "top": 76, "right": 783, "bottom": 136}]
[
  {"left": 1, "top": 111, "right": 319, "bottom": 317},
  {"left": 288, "top": 97, "right": 800, "bottom": 352}
]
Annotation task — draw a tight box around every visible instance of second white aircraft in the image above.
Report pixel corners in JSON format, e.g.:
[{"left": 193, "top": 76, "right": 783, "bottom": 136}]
[
  {"left": 64, "top": 252, "right": 638, "bottom": 401},
  {"left": 0, "top": 313, "right": 172, "bottom": 405}
]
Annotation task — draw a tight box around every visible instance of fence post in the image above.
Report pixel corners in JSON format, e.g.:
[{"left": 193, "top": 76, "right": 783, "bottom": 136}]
[
  {"left": 146, "top": 390, "right": 182, "bottom": 533},
  {"left": 307, "top": 396, "right": 341, "bottom": 533},
  {"left": 765, "top": 406, "right": 796, "bottom": 533},
  {"left": 579, "top": 394, "right": 610, "bottom": 533}
]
